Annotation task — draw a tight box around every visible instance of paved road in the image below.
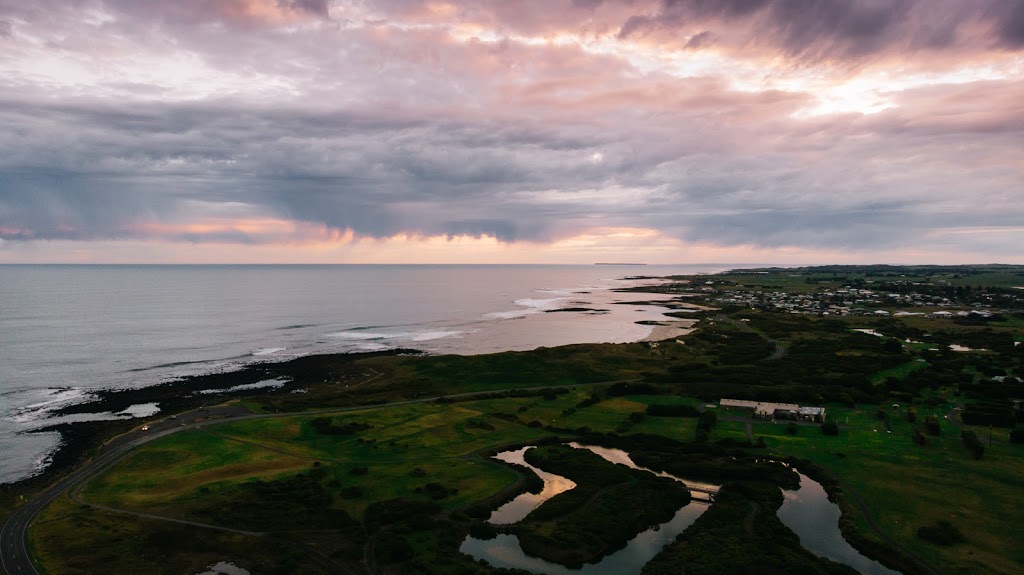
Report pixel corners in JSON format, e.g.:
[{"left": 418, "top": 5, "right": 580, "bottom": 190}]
[{"left": 1, "top": 378, "right": 639, "bottom": 575}]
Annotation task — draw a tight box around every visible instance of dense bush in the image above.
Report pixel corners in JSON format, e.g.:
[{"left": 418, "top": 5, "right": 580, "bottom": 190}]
[
  {"left": 924, "top": 415, "right": 941, "bottom": 436},
  {"left": 364, "top": 498, "right": 442, "bottom": 531},
  {"left": 310, "top": 417, "right": 373, "bottom": 435},
  {"left": 961, "top": 401, "right": 1017, "bottom": 428},
  {"left": 917, "top": 520, "right": 965, "bottom": 546},
  {"left": 912, "top": 428, "right": 927, "bottom": 446},
  {"left": 1010, "top": 427, "right": 1024, "bottom": 444},
  {"left": 961, "top": 429, "right": 985, "bottom": 459},
  {"left": 468, "top": 521, "right": 497, "bottom": 540},
  {"left": 820, "top": 422, "right": 839, "bottom": 436}
]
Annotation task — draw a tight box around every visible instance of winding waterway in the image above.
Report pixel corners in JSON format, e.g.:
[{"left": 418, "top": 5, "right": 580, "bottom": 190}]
[
  {"left": 778, "top": 473, "right": 902, "bottom": 575},
  {"left": 462, "top": 444, "right": 903, "bottom": 575},
  {"left": 460, "top": 444, "right": 714, "bottom": 574}
]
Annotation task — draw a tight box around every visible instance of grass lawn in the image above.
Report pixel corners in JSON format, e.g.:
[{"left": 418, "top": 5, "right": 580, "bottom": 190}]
[
  {"left": 81, "top": 401, "right": 556, "bottom": 521},
  {"left": 870, "top": 359, "right": 930, "bottom": 384},
  {"left": 740, "top": 403, "right": 1024, "bottom": 575},
  {"left": 33, "top": 388, "right": 1024, "bottom": 575}
]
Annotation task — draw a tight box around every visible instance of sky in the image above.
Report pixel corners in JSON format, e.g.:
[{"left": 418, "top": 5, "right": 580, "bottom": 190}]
[{"left": 0, "top": 0, "right": 1022, "bottom": 264}]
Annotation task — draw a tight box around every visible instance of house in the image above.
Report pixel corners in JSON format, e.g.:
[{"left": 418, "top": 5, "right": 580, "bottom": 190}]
[
  {"left": 797, "top": 406, "right": 827, "bottom": 423},
  {"left": 720, "top": 399, "right": 825, "bottom": 422}
]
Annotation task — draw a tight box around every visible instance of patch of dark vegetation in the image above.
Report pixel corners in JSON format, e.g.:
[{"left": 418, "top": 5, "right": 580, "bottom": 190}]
[
  {"left": 961, "top": 400, "right": 1017, "bottom": 428},
  {"left": 468, "top": 520, "right": 498, "bottom": 540},
  {"left": 514, "top": 445, "right": 691, "bottom": 568},
  {"left": 465, "top": 419, "right": 496, "bottom": 431},
  {"left": 310, "top": 417, "right": 373, "bottom": 435},
  {"left": 642, "top": 481, "right": 856, "bottom": 575},
  {"left": 415, "top": 482, "right": 458, "bottom": 500},
  {"left": 185, "top": 468, "right": 357, "bottom": 532},
  {"left": 364, "top": 498, "right": 442, "bottom": 532},
  {"left": 960, "top": 429, "right": 985, "bottom": 459},
  {"left": 917, "top": 520, "right": 965, "bottom": 546}
]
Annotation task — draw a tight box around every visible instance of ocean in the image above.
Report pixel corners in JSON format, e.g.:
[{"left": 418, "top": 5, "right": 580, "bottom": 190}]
[{"left": 0, "top": 264, "right": 731, "bottom": 484}]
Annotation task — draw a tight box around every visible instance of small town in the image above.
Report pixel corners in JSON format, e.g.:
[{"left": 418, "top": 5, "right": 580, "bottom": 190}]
[{"left": 664, "top": 276, "right": 1024, "bottom": 318}]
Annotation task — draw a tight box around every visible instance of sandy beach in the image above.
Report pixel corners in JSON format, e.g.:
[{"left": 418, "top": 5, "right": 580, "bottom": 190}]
[{"left": 641, "top": 319, "right": 699, "bottom": 341}]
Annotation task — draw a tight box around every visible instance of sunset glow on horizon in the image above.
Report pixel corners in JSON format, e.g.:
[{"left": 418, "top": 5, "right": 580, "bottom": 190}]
[{"left": 1, "top": 0, "right": 1022, "bottom": 264}]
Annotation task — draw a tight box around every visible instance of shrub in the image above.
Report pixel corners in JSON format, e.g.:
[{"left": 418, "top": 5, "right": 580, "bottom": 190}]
[
  {"left": 912, "top": 427, "right": 927, "bottom": 446},
  {"left": 340, "top": 486, "right": 364, "bottom": 499},
  {"left": 375, "top": 533, "right": 414, "bottom": 563},
  {"left": 961, "top": 429, "right": 985, "bottom": 459},
  {"left": 697, "top": 410, "right": 718, "bottom": 431},
  {"left": 821, "top": 422, "right": 839, "bottom": 436},
  {"left": 924, "top": 415, "right": 941, "bottom": 436},
  {"left": 786, "top": 422, "right": 799, "bottom": 435},
  {"left": 310, "top": 417, "right": 373, "bottom": 435},
  {"left": 1010, "top": 428, "right": 1024, "bottom": 444},
  {"left": 917, "top": 520, "right": 965, "bottom": 546},
  {"left": 468, "top": 521, "right": 498, "bottom": 540}
]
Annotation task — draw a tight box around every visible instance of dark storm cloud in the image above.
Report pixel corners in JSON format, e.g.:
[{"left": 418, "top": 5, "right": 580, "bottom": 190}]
[
  {"left": 0, "top": 0, "right": 1022, "bottom": 259},
  {"left": 996, "top": 0, "right": 1024, "bottom": 47},
  {"left": 591, "top": 0, "right": 1024, "bottom": 66}
]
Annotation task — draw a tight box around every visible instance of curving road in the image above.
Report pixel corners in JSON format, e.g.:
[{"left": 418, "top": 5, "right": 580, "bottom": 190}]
[{"left": 1, "top": 378, "right": 640, "bottom": 575}]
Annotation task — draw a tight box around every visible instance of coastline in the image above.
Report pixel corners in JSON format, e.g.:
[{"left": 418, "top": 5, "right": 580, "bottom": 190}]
[
  {"left": 2, "top": 283, "right": 695, "bottom": 489},
  {"left": 640, "top": 320, "right": 698, "bottom": 341}
]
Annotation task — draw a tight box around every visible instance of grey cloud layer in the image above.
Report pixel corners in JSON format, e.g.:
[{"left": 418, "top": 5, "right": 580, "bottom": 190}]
[{"left": 0, "top": 0, "right": 1022, "bottom": 257}]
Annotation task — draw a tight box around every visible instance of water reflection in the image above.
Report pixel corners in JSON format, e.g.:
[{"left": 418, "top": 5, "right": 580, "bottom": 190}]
[
  {"left": 778, "top": 473, "right": 902, "bottom": 575},
  {"left": 461, "top": 444, "right": 715, "bottom": 574},
  {"left": 488, "top": 446, "right": 577, "bottom": 525}
]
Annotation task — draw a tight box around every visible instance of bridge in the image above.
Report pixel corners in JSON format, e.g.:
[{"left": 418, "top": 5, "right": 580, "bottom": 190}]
[{"left": 685, "top": 484, "right": 718, "bottom": 503}]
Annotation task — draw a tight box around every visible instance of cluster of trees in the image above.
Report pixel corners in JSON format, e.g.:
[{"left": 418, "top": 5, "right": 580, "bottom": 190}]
[
  {"left": 917, "top": 520, "right": 965, "bottom": 546},
  {"left": 695, "top": 411, "right": 718, "bottom": 442},
  {"left": 960, "top": 429, "right": 985, "bottom": 460},
  {"left": 960, "top": 401, "right": 1018, "bottom": 428}
]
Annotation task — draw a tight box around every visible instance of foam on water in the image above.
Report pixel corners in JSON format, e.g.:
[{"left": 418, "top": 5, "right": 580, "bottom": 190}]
[
  {"left": 198, "top": 378, "right": 290, "bottom": 395},
  {"left": 116, "top": 402, "right": 161, "bottom": 418},
  {"left": 6, "top": 387, "right": 96, "bottom": 424},
  {"left": 326, "top": 329, "right": 465, "bottom": 342},
  {"left": 0, "top": 263, "right": 735, "bottom": 484},
  {"left": 251, "top": 347, "right": 286, "bottom": 356}
]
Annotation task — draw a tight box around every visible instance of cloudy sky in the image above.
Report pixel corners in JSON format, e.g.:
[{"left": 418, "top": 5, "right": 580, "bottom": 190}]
[{"left": 1, "top": 0, "right": 1022, "bottom": 264}]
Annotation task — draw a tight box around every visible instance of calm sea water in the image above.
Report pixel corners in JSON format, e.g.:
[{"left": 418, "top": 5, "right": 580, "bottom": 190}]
[{"left": 0, "top": 264, "right": 733, "bottom": 484}]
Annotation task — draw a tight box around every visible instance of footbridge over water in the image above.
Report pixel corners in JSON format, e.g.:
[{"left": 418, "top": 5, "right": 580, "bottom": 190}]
[{"left": 685, "top": 484, "right": 719, "bottom": 503}]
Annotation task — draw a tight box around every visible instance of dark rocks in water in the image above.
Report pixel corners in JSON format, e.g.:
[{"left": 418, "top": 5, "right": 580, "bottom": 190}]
[{"left": 544, "top": 307, "right": 610, "bottom": 314}]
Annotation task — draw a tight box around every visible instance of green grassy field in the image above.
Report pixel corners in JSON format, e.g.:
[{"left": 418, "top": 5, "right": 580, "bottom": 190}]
[
  {"left": 31, "top": 386, "right": 1024, "bottom": 575},
  {"left": 738, "top": 404, "right": 1024, "bottom": 575}
]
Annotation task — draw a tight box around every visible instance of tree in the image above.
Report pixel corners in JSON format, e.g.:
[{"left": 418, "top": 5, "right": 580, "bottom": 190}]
[{"left": 821, "top": 421, "right": 839, "bottom": 436}]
